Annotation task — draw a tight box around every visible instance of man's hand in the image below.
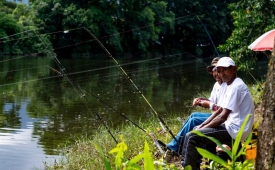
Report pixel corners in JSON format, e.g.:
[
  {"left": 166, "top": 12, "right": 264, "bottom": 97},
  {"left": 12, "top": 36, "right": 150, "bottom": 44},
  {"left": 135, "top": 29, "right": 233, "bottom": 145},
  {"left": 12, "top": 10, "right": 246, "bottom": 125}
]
[
  {"left": 192, "top": 98, "right": 201, "bottom": 107},
  {"left": 194, "top": 124, "right": 204, "bottom": 130},
  {"left": 192, "top": 98, "right": 210, "bottom": 108}
]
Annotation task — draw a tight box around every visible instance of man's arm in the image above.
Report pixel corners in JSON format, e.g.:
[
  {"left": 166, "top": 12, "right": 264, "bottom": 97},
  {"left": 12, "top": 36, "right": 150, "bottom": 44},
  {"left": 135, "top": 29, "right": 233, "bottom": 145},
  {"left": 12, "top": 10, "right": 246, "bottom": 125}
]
[
  {"left": 197, "top": 108, "right": 231, "bottom": 129},
  {"left": 195, "top": 108, "right": 222, "bottom": 129},
  {"left": 192, "top": 97, "right": 210, "bottom": 107}
]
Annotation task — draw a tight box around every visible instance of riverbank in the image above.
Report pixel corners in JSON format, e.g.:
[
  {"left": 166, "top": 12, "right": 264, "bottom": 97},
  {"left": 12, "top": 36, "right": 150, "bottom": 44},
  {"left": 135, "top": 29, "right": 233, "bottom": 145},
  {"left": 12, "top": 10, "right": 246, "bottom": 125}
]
[{"left": 41, "top": 82, "right": 263, "bottom": 170}]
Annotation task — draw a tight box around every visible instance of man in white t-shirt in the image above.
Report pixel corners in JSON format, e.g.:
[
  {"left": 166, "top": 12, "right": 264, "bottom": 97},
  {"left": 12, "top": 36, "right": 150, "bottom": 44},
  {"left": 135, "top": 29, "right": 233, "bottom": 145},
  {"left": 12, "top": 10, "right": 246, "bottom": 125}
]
[
  {"left": 180, "top": 57, "right": 254, "bottom": 170},
  {"left": 166, "top": 57, "right": 222, "bottom": 155}
]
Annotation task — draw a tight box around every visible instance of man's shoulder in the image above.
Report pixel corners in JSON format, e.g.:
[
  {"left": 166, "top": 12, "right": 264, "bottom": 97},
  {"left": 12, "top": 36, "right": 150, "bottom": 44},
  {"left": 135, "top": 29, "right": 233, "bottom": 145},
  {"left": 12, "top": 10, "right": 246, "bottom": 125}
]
[
  {"left": 231, "top": 78, "right": 247, "bottom": 88},
  {"left": 231, "top": 78, "right": 252, "bottom": 98}
]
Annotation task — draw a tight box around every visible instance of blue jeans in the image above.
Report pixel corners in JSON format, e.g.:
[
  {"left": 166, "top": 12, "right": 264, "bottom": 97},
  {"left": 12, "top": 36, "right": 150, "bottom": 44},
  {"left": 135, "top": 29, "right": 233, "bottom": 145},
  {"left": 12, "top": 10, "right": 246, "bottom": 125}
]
[{"left": 167, "top": 112, "right": 211, "bottom": 153}]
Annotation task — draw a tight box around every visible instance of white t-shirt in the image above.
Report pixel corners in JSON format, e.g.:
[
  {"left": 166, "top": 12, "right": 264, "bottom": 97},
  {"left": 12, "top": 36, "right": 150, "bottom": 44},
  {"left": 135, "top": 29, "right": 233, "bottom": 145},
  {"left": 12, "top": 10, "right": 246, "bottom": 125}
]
[
  {"left": 208, "top": 82, "right": 221, "bottom": 104},
  {"left": 219, "top": 78, "right": 254, "bottom": 141}
]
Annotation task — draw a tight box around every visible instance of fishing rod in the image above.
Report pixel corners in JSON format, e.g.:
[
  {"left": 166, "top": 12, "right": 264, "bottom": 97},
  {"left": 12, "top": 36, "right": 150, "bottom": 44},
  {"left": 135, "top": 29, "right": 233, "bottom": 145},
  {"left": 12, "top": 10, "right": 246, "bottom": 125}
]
[
  {"left": 49, "top": 66, "right": 168, "bottom": 154},
  {"left": 32, "top": 29, "right": 119, "bottom": 144},
  {"left": 83, "top": 27, "right": 180, "bottom": 146}
]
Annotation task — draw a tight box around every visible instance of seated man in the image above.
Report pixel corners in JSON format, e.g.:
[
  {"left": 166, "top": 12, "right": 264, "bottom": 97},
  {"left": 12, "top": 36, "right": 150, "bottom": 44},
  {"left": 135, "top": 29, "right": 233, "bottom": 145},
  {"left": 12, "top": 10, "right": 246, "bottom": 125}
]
[
  {"left": 180, "top": 57, "right": 254, "bottom": 170},
  {"left": 166, "top": 57, "right": 221, "bottom": 155}
]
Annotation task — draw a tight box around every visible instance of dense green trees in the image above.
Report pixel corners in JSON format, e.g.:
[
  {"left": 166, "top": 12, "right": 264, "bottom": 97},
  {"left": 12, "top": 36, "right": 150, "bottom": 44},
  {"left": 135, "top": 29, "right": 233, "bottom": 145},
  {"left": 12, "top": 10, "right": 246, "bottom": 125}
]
[
  {"left": 0, "top": 0, "right": 236, "bottom": 58},
  {"left": 1, "top": 0, "right": 273, "bottom": 63},
  {"left": 30, "top": 0, "right": 176, "bottom": 57},
  {"left": 0, "top": 12, "right": 22, "bottom": 53},
  {"left": 0, "top": 1, "right": 52, "bottom": 55},
  {"left": 164, "top": 0, "right": 237, "bottom": 56},
  {"left": 3, "top": 0, "right": 273, "bottom": 61}
]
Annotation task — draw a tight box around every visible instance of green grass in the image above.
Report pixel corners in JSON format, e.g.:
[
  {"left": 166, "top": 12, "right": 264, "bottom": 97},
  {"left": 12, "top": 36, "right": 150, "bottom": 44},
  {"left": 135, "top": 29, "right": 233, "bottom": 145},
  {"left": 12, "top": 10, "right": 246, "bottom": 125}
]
[{"left": 40, "top": 114, "right": 188, "bottom": 169}]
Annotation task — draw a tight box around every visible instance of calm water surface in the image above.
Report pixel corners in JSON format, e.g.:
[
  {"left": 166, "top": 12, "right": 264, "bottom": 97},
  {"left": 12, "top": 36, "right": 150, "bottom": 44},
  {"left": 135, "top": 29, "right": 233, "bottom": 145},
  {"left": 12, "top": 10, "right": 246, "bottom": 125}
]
[{"left": 0, "top": 55, "right": 267, "bottom": 169}]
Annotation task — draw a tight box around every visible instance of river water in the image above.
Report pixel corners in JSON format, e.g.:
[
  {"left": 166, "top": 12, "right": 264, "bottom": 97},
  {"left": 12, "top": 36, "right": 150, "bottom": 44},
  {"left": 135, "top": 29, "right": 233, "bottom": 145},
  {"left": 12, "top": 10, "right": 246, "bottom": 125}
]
[{"left": 0, "top": 55, "right": 267, "bottom": 169}]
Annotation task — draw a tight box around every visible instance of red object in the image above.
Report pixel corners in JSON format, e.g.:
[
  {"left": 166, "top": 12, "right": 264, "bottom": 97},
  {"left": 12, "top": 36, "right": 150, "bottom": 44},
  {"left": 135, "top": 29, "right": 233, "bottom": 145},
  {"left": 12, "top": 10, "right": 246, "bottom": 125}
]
[
  {"left": 213, "top": 104, "right": 219, "bottom": 111},
  {"left": 248, "top": 29, "right": 275, "bottom": 51}
]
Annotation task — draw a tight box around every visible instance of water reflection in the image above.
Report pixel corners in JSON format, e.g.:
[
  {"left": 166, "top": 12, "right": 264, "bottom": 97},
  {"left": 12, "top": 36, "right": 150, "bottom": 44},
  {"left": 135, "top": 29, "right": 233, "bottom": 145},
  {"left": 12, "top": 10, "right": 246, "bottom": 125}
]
[
  {"left": 0, "top": 100, "right": 60, "bottom": 170},
  {"left": 0, "top": 56, "right": 268, "bottom": 169}
]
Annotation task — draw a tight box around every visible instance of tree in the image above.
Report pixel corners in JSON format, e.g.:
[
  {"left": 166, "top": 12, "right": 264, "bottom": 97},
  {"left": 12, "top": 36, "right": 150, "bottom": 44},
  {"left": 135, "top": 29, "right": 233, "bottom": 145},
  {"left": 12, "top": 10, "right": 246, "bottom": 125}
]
[
  {"left": 163, "top": 0, "right": 237, "bottom": 57},
  {"left": 0, "top": 12, "right": 22, "bottom": 54},
  {"left": 256, "top": 47, "right": 275, "bottom": 170},
  {"left": 29, "top": 0, "right": 176, "bottom": 57},
  {"left": 0, "top": 1, "right": 53, "bottom": 55},
  {"left": 218, "top": 0, "right": 275, "bottom": 70}
]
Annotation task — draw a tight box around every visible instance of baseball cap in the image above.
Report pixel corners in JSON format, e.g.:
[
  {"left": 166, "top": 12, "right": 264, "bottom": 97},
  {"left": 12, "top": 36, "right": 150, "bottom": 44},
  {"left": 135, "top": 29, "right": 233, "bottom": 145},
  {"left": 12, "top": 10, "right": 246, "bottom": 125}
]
[
  {"left": 206, "top": 57, "right": 220, "bottom": 73},
  {"left": 215, "top": 57, "right": 235, "bottom": 68}
]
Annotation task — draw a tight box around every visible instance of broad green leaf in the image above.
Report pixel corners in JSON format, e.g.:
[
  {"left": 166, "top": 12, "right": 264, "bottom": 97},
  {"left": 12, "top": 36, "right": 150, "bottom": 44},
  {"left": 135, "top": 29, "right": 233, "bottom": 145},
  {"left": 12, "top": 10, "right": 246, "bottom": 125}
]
[
  {"left": 128, "top": 153, "right": 144, "bottom": 164},
  {"left": 143, "top": 141, "right": 155, "bottom": 170},
  {"left": 232, "top": 114, "right": 251, "bottom": 160},
  {"left": 197, "top": 147, "right": 229, "bottom": 168},
  {"left": 103, "top": 158, "right": 112, "bottom": 170}
]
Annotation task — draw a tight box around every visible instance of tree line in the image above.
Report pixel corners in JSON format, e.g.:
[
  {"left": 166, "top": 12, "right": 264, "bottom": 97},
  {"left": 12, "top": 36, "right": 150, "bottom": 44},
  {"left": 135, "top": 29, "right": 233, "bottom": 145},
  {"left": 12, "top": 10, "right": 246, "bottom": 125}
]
[
  {"left": 0, "top": 0, "right": 238, "bottom": 58},
  {"left": 0, "top": 0, "right": 274, "bottom": 69}
]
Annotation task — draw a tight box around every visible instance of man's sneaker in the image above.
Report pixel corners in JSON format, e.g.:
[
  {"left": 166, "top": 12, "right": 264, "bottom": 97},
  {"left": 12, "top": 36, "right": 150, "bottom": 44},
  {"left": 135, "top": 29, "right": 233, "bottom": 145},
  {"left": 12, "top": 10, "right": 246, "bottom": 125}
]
[{"left": 164, "top": 150, "right": 180, "bottom": 163}]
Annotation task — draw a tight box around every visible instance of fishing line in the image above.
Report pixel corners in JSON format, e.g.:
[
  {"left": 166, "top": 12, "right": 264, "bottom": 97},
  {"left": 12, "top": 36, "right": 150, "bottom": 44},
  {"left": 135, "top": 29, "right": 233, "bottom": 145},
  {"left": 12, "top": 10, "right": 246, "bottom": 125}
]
[
  {"left": 0, "top": 28, "right": 38, "bottom": 41},
  {"left": 84, "top": 27, "right": 180, "bottom": 145},
  {"left": 0, "top": 73, "right": 62, "bottom": 87},
  {"left": 0, "top": 14, "right": 212, "bottom": 69},
  {"left": 57, "top": 60, "right": 198, "bottom": 93},
  {"left": 235, "top": 57, "right": 264, "bottom": 90},
  {"left": 0, "top": 55, "right": 31, "bottom": 63},
  {"left": 0, "top": 52, "right": 211, "bottom": 90},
  {"left": 159, "top": 54, "right": 211, "bottom": 99},
  {"left": 0, "top": 65, "right": 49, "bottom": 75},
  {"left": 195, "top": 16, "right": 263, "bottom": 90},
  {"left": 0, "top": 51, "right": 158, "bottom": 74},
  {"left": 31, "top": 29, "right": 119, "bottom": 144},
  {"left": 0, "top": 13, "right": 194, "bottom": 44},
  {"left": 0, "top": 49, "right": 55, "bottom": 63},
  {"left": 0, "top": 13, "right": 221, "bottom": 71},
  {"left": 0, "top": 13, "right": 196, "bottom": 60},
  {"left": 196, "top": 15, "right": 220, "bottom": 57},
  {"left": 49, "top": 66, "right": 168, "bottom": 153},
  {"left": 0, "top": 56, "right": 208, "bottom": 89},
  {"left": 50, "top": 66, "right": 169, "bottom": 152},
  {"left": 0, "top": 27, "right": 83, "bottom": 43}
]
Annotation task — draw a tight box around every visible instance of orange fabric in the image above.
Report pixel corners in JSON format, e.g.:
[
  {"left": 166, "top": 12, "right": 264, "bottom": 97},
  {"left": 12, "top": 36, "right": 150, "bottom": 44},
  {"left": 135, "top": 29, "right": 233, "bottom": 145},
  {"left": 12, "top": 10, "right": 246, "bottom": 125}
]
[{"left": 246, "top": 145, "right": 256, "bottom": 161}]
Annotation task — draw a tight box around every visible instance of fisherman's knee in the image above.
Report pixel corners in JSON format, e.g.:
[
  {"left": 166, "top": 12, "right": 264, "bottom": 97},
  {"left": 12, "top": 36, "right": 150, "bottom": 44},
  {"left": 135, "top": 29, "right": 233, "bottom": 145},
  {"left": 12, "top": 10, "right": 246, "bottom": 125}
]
[{"left": 190, "top": 112, "right": 200, "bottom": 118}]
